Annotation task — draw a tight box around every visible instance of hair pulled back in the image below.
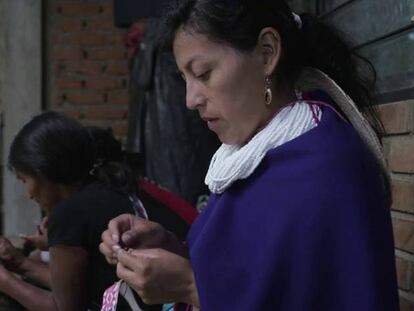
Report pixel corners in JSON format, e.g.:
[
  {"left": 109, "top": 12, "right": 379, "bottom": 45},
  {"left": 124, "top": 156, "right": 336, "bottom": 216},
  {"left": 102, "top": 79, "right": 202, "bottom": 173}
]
[
  {"left": 9, "top": 112, "right": 137, "bottom": 195},
  {"left": 161, "top": 0, "right": 383, "bottom": 134}
]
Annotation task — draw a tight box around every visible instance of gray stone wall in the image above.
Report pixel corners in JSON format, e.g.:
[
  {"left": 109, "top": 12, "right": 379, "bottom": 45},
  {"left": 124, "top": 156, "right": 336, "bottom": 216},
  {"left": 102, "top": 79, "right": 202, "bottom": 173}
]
[{"left": 0, "top": 0, "right": 42, "bottom": 235}]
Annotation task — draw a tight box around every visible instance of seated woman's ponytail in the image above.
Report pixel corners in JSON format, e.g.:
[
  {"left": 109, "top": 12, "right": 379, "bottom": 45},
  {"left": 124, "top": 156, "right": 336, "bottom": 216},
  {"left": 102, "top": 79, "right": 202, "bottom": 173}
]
[{"left": 86, "top": 126, "right": 138, "bottom": 195}]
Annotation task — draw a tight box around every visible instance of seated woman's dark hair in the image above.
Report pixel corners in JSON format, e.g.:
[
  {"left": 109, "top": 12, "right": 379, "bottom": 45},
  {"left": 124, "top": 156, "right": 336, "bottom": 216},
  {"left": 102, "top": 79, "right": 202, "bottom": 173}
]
[
  {"left": 160, "top": 0, "right": 383, "bottom": 135},
  {"left": 8, "top": 112, "right": 137, "bottom": 195}
]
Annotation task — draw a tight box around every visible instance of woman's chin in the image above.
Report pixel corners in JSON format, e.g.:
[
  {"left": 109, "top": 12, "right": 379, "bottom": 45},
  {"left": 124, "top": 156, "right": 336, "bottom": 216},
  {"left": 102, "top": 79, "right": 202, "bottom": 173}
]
[{"left": 219, "top": 135, "right": 247, "bottom": 146}]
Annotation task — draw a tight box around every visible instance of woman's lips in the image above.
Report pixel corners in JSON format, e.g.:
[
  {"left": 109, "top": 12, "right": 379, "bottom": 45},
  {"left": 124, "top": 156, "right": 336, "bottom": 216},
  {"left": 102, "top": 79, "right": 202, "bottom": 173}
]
[
  {"left": 201, "top": 116, "right": 220, "bottom": 130},
  {"left": 206, "top": 119, "right": 219, "bottom": 131}
]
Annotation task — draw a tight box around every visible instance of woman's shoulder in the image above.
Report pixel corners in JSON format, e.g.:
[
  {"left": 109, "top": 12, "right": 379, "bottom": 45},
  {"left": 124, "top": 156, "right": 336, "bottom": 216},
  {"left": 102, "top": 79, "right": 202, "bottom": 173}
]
[
  {"left": 48, "top": 182, "right": 135, "bottom": 246},
  {"left": 223, "top": 107, "right": 387, "bottom": 215},
  {"left": 262, "top": 106, "right": 380, "bottom": 177},
  {"left": 55, "top": 182, "right": 132, "bottom": 214}
]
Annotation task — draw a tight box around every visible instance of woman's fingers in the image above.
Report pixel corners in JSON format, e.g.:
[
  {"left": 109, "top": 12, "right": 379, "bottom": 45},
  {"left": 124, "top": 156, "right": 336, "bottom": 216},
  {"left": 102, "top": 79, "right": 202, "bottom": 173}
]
[
  {"left": 101, "top": 229, "right": 114, "bottom": 247},
  {"left": 100, "top": 227, "right": 121, "bottom": 264},
  {"left": 99, "top": 242, "right": 118, "bottom": 265},
  {"left": 0, "top": 238, "right": 14, "bottom": 258},
  {"left": 116, "top": 249, "right": 146, "bottom": 271},
  {"left": 39, "top": 217, "right": 48, "bottom": 234},
  {"left": 115, "top": 248, "right": 196, "bottom": 305},
  {"left": 106, "top": 215, "right": 169, "bottom": 250},
  {"left": 19, "top": 234, "right": 38, "bottom": 242},
  {"left": 115, "top": 249, "right": 159, "bottom": 303},
  {"left": 0, "top": 237, "right": 26, "bottom": 271},
  {"left": 19, "top": 233, "right": 48, "bottom": 251},
  {"left": 99, "top": 229, "right": 121, "bottom": 264},
  {"left": 116, "top": 252, "right": 140, "bottom": 283},
  {"left": 107, "top": 214, "right": 136, "bottom": 244}
]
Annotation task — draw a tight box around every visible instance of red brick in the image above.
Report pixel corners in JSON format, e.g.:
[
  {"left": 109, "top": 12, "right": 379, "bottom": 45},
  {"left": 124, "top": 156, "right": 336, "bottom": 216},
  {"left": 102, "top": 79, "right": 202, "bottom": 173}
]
[
  {"left": 105, "top": 33, "right": 125, "bottom": 45},
  {"left": 86, "top": 48, "right": 127, "bottom": 60},
  {"left": 105, "top": 61, "right": 129, "bottom": 75},
  {"left": 388, "top": 137, "right": 414, "bottom": 173},
  {"left": 59, "top": 17, "right": 84, "bottom": 32},
  {"left": 57, "top": 3, "right": 101, "bottom": 17},
  {"left": 80, "top": 119, "right": 118, "bottom": 130},
  {"left": 99, "top": 3, "right": 114, "bottom": 16},
  {"left": 112, "top": 124, "right": 128, "bottom": 137},
  {"left": 65, "top": 61, "right": 103, "bottom": 75},
  {"left": 392, "top": 179, "right": 414, "bottom": 213},
  {"left": 84, "top": 108, "right": 128, "bottom": 121},
  {"left": 396, "top": 256, "right": 410, "bottom": 290},
  {"left": 49, "top": 32, "right": 60, "bottom": 45},
  {"left": 85, "top": 78, "right": 122, "bottom": 90},
  {"left": 393, "top": 218, "right": 414, "bottom": 253},
  {"left": 51, "top": 93, "right": 64, "bottom": 108},
  {"left": 86, "top": 17, "right": 115, "bottom": 31},
  {"left": 107, "top": 91, "right": 129, "bottom": 105},
  {"left": 64, "top": 32, "right": 108, "bottom": 46},
  {"left": 57, "top": 78, "right": 83, "bottom": 90},
  {"left": 52, "top": 47, "right": 83, "bottom": 60},
  {"left": 379, "top": 100, "right": 414, "bottom": 135},
  {"left": 65, "top": 91, "right": 105, "bottom": 105},
  {"left": 58, "top": 109, "right": 83, "bottom": 120}
]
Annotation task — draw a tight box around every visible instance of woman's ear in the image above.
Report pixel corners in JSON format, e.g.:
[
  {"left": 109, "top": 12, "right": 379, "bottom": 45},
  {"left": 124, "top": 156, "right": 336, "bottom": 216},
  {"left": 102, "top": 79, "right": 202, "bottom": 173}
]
[{"left": 257, "top": 27, "right": 281, "bottom": 76}]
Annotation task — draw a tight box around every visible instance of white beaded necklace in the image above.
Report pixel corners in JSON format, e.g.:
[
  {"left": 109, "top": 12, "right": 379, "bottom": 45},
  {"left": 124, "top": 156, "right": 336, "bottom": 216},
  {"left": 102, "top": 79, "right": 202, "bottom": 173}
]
[{"left": 205, "top": 99, "right": 321, "bottom": 194}]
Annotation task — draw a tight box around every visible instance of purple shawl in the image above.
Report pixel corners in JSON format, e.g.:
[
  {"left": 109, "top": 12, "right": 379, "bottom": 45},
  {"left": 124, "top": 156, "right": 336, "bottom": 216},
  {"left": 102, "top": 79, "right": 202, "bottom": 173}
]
[{"left": 183, "top": 106, "right": 399, "bottom": 310}]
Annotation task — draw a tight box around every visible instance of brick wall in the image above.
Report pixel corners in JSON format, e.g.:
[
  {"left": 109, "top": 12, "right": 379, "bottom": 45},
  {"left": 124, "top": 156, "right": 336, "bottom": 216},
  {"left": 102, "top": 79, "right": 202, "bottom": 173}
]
[
  {"left": 47, "top": 0, "right": 130, "bottom": 141},
  {"left": 380, "top": 100, "right": 414, "bottom": 310}
]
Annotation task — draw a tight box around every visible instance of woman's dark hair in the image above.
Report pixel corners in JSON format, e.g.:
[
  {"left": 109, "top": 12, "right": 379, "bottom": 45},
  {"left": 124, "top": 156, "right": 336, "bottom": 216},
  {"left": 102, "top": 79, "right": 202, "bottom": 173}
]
[
  {"left": 160, "top": 0, "right": 383, "bottom": 135},
  {"left": 8, "top": 112, "right": 137, "bottom": 195}
]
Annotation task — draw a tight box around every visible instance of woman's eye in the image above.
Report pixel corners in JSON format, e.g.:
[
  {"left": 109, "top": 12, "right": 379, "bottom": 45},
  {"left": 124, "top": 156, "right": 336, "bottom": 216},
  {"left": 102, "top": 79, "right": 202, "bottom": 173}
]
[{"left": 196, "top": 70, "right": 211, "bottom": 81}]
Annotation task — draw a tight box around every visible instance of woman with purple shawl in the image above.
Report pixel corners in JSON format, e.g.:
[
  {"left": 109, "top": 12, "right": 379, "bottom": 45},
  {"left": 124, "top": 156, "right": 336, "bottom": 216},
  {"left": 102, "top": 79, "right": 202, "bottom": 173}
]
[{"left": 99, "top": 0, "right": 399, "bottom": 310}]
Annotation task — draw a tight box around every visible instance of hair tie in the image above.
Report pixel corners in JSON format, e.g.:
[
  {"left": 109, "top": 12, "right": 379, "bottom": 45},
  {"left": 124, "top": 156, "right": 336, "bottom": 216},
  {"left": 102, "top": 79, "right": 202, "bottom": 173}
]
[
  {"left": 89, "top": 158, "right": 105, "bottom": 176},
  {"left": 292, "top": 12, "right": 303, "bottom": 29}
]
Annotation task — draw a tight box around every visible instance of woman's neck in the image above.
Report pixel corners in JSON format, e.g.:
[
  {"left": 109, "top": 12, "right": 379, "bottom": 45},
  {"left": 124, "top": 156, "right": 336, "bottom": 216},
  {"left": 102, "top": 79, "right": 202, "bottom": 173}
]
[
  {"left": 58, "top": 183, "right": 81, "bottom": 200},
  {"left": 254, "top": 86, "right": 299, "bottom": 138}
]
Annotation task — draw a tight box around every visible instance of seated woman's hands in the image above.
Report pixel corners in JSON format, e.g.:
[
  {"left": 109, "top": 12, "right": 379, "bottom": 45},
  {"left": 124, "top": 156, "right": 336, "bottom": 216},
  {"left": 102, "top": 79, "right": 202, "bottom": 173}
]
[
  {"left": 0, "top": 237, "right": 26, "bottom": 272},
  {"left": 19, "top": 217, "right": 48, "bottom": 251},
  {"left": 99, "top": 214, "right": 188, "bottom": 265}
]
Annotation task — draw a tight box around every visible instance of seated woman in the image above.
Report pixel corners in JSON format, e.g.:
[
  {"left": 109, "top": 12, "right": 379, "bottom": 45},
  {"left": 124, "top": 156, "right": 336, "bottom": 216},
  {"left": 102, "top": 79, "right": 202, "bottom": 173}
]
[{"left": 0, "top": 112, "right": 145, "bottom": 311}]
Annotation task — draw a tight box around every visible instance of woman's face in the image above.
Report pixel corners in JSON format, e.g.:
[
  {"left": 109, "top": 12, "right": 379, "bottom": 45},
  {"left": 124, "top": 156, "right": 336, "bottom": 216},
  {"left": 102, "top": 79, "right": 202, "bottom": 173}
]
[
  {"left": 16, "top": 172, "right": 63, "bottom": 212},
  {"left": 173, "top": 28, "right": 273, "bottom": 145}
]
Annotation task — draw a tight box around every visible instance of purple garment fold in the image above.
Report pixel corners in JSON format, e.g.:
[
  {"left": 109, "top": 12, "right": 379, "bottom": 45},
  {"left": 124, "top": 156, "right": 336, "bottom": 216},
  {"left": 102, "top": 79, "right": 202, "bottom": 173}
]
[{"left": 185, "top": 106, "right": 399, "bottom": 310}]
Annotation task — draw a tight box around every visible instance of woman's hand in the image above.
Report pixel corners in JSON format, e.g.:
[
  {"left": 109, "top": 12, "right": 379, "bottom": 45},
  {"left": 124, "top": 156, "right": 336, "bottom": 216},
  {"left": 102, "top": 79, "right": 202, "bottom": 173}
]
[
  {"left": 19, "top": 217, "right": 48, "bottom": 251},
  {"left": 0, "top": 237, "right": 26, "bottom": 272},
  {"left": 116, "top": 248, "right": 200, "bottom": 307},
  {"left": 0, "top": 263, "right": 13, "bottom": 284},
  {"left": 99, "top": 214, "right": 187, "bottom": 264}
]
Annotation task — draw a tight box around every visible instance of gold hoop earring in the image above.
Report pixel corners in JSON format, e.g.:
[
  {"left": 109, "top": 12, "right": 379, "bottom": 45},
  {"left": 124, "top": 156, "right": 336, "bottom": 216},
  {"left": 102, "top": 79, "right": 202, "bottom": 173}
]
[{"left": 264, "top": 77, "right": 272, "bottom": 106}]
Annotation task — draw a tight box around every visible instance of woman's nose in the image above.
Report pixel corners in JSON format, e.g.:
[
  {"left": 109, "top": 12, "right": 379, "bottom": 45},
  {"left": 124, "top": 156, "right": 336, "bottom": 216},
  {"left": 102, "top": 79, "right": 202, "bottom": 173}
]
[
  {"left": 27, "top": 188, "right": 35, "bottom": 200},
  {"left": 186, "top": 82, "right": 205, "bottom": 110}
]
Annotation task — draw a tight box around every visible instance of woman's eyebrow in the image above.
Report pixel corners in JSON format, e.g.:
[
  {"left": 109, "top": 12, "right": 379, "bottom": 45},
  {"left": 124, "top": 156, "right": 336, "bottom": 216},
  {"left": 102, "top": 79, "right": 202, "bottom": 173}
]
[{"left": 184, "top": 55, "right": 207, "bottom": 71}]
